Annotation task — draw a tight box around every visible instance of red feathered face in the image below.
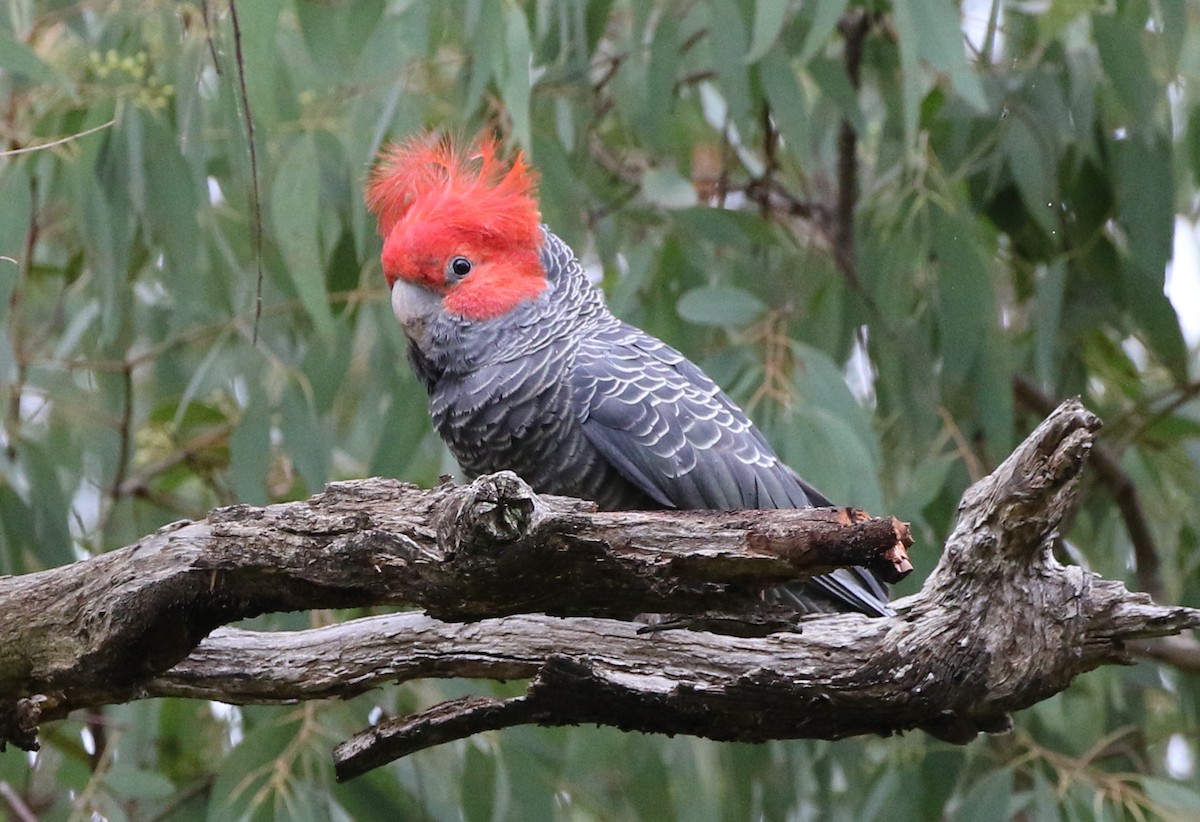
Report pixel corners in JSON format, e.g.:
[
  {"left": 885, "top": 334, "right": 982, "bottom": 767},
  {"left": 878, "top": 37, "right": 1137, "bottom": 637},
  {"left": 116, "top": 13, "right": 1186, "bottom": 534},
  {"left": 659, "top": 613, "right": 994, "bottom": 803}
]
[{"left": 366, "top": 134, "right": 547, "bottom": 323}]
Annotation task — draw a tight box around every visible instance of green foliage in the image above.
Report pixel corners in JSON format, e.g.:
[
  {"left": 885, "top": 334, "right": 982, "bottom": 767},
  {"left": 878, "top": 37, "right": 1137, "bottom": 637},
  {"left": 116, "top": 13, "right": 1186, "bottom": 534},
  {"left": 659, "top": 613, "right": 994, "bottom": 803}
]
[{"left": 2, "top": 0, "right": 1199, "bottom": 818}]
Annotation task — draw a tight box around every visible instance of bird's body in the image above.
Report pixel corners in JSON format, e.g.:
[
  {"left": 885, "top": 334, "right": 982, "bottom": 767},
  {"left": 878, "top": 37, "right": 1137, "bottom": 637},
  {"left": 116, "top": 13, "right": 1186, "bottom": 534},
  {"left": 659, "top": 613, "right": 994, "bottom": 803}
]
[{"left": 368, "top": 133, "right": 891, "bottom": 617}]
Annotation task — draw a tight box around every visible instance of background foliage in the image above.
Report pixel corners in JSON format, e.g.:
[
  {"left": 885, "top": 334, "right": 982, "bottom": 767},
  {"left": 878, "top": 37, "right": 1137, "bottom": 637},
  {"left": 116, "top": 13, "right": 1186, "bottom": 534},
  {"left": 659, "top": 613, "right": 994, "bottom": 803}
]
[{"left": 2, "top": 0, "right": 1200, "bottom": 819}]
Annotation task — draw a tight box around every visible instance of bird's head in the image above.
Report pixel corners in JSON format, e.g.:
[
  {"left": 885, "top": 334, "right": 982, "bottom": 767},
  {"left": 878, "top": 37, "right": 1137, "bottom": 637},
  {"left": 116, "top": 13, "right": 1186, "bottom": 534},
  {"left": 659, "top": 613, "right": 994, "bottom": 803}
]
[{"left": 366, "top": 132, "right": 546, "bottom": 332}]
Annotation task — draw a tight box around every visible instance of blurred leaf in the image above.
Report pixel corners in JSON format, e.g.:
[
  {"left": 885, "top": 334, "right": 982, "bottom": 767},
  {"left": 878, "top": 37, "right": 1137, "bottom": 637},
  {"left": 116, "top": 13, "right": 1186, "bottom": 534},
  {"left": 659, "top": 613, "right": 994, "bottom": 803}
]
[
  {"left": 859, "top": 766, "right": 903, "bottom": 821},
  {"left": 797, "top": 0, "right": 849, "bottom": 65},
  {"left": 791, "top": 342, "right": 880, "bottom": 464},
  {"left": 461, "top": 741, "right": 500, "bottom": 822},
  {"left": 1188, "top": 104, "right": 1200, "bottom": 187},
  {"left": 207, "top": 716, "right": 302, "bottom": 822},
  {"left": 139, "top": 111, "right": 202, "bottom": 313},
  {"left": 280, "top": 382, "right": 330, "bottom": 494},
  {"left": 778, "top": 403, "right": 882, "bottom": 513},
  {"left": 1033, "top": 261, "right": 1067, "bottom": 387},
  {"left": 296, "top": 0, "right": 386, "bottom": 81},
  {"left": 975, "top": 327, "right": 1015, "bottom": 463},
  {"left": 893, "top": 0, "right": 988, "bottom": 140},
  {"left": 271, "top": 134, "right": 335, "bottom": 338},
  {"left": 673, "top": 206, "right": 771, "bottom": 247},
  {"left": 1115, "top": 135, "right": 1174, "bottom": 281},
  {"left": 1141, "top": 775, "right": 1200, "bottom": 817},
  {"left": 952, "top": 767, "right": 1014, "bottom": 822},
  {"left": 0, "top": 165, "right": 31, "bottom": 308},
  {"left": 758, "top": 50, "right": 812, "bottom": 163},
  {"left": 104, "top": 763, "right": 176, "bottom": 801},
  {"left": 744, "top": 0, "right": 789, "bottom": 64},
  {"left": 895, "top": 453, "right": 956, "bottom": 517},
  {"left": 1113, "top": 133, "right": 1188, "bottom": 380},
  {"left": 641, "top": 165, "right": 699, "bottom": 209},
  {"left": 234, "top": 0, "right": 283, "bottom": 124},
  {"left": 1004, "top": 116, "right": 1057, "bottom": 235},
  {"left": 1143, "top": 414, "right": 1200, "bottom": 447},
  {"left": 18, "top": 441, "right": 73, "bottom": 567},
  {"left": 807, "top": 56, "right": 866, "bottom": 134},
  {"left": 502, "top": 4, "right": 533, "bottom": 151},
  {"left": 625, "top": 739, "right": 676, "bottom": 820},
  {"left": 0, "top": 27, "right": 65, "bottom": 84},
  {"left": 677, "top": 285, "right": 765, "bottom": 328},
  {"left": 1093, "top": 11, "right": 1157, "bottom": 126},
  {"left": 706, "top": 0, "right": 752, "bottom": 130},
  {"left": 231, "top": 388, "right": 272, "bottom": 506},
  {"left": 933, "top": 206, "right": 993, "bottom": 384},
  {"left": 465, "top": 0, "right": 505, "bottom": 109},
  {"left": 369, "top": 381, "right": 436, "bottom": 481},
  {"left": 640, "top": 13, "right": 680, "bottom": 151},
  {"left": 0, "top": 485, "right": 34, "bottom": 576}
]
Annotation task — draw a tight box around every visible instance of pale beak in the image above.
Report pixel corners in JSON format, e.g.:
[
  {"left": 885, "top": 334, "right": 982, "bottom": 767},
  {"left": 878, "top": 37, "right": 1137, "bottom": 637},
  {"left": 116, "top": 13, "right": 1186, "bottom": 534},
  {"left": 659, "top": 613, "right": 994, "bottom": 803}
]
[{"left": 390, "top": 279, "right": 442, "bottom": 333}]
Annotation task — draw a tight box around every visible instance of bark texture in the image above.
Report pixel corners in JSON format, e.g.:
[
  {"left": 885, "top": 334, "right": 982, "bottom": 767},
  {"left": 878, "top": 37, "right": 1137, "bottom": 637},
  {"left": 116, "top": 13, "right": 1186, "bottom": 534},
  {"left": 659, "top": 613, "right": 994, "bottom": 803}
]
[
  {"left": 0, "top": 465, "right": 909, "bottom": 749},
  {"left": 1, "top": 400, "right": 1196, "bottom": 783}
]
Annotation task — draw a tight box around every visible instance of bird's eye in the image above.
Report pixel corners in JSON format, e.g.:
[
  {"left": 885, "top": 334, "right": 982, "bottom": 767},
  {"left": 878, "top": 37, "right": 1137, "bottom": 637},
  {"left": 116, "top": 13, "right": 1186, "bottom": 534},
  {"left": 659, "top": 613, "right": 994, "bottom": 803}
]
[{"left": 447, "top": 256, "right": 473, "bottom": 280}]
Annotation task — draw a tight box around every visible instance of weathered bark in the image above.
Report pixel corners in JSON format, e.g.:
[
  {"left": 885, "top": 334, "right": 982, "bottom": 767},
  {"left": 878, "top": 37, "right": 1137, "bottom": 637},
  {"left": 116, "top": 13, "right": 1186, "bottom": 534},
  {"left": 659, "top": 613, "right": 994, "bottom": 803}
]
[
  {"left": 0, "top": 464, "right": 910, "bottom": 749},
  {"left": 1, "top": 400, "right": 1196, "bottom": 782}
]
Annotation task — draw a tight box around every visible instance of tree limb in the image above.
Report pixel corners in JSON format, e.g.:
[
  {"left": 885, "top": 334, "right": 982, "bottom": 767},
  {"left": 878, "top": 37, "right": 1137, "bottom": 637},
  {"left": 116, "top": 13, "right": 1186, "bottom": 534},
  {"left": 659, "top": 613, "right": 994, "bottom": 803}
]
[
  {"left": 1011, "top": 376, "right": 1197, "bottom": 678},
  {"left": 2, "top": 400, "right": 1196, "bottom": 783},
  {"left": 0, "top": 470, "right": 910, "bottom": 747},
  {"left": 324, "top": 399, "right": 1198, "bottom": 777},
  {"left": 1013, "top": 374, "right": 1164, "bottom": 602}
]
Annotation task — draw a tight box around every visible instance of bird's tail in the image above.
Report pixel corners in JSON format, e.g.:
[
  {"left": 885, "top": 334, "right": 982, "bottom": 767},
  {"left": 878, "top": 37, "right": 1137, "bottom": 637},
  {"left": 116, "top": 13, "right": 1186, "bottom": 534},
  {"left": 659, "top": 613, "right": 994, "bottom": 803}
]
[
  {"left": 775, "top": 569, "right": 894, "bottom": 617},
  {"left": 783, "top": 471, "right": 894, "bottom": 617}
]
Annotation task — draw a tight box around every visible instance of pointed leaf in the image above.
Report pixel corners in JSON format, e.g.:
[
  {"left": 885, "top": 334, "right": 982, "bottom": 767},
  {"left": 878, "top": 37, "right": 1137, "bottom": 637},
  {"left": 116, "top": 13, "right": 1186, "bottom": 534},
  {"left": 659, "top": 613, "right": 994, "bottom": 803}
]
[
  {"left": 271, "top": 135, "right": 334, "bottom": 337},
  {"left": 641, "top": 165, "right": 699, "bottom": 210},
  {"left": 745, "top": 0, "right": 789, "bottom": 64},
  {"left": 677, "top": 285, "right": 766, "bottom": 328},
  {"left": 502, "top": 4, "right": 533, "bottom": 151},
  {"left": 0, "top": 27, "right": 66, "bottom": 84},
  {"left": 798, "top": 0, "right": 848, "bottom": 64}
]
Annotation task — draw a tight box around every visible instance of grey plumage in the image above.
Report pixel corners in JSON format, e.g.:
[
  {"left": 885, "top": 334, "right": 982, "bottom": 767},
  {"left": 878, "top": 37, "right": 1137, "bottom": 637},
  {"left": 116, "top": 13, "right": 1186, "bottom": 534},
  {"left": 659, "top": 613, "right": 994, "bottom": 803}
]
[{"left": 403, "top": 228, "right": 891, "bottom": 617}]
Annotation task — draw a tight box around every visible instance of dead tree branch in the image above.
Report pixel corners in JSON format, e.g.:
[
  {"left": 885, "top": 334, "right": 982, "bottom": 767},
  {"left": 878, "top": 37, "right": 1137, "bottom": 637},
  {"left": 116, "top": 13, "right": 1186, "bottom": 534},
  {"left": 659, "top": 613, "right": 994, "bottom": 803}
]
[
  {"left": 1, "top": 401, "right": 1196, "bottom": 782},
  {"left": 1011, "top": 376, "right": 1200, "bottom": 674},
  {"left": 0, "top": 472, "right": 910, "bottom": 750}
]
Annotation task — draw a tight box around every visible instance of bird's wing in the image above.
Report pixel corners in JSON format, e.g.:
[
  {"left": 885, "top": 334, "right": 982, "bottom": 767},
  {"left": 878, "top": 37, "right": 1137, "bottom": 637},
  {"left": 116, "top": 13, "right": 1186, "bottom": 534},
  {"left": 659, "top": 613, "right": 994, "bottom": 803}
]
[
  {"left": 571, "top": 324, "right": 809, "bottom": 511},
  {"left": 571, "top": 322, "right": 892, "bottom": 617}
]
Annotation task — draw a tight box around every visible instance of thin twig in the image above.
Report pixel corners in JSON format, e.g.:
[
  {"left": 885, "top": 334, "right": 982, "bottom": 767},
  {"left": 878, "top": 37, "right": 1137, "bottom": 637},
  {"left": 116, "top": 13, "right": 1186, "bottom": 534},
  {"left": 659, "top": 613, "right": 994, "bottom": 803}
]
[
  {"left": 0, "top": 118, "right": 115, "bottom": 157},
  {"left": 109, "top": 362, "right": 135, "bottom": 500},
  {"left": 199, "top": 0, "right": 222, "bottom": 75},
  {"left": 0, "top": 781, "right": 38, "bottom": 822},
  {"left": 5, "top": 177, "right": 38, "bottom": 461},
  {"left": 937, "top": 406, "right": 985, "bottom": 483},
  {"left": 116, "top": 423, "right": 235, "bottom": 498},
  {"left": 227, "top": 0, "right": 265, "bottom": 343},
  {"left": 832, "top": 9, "right": 871, "bottom": 288}
]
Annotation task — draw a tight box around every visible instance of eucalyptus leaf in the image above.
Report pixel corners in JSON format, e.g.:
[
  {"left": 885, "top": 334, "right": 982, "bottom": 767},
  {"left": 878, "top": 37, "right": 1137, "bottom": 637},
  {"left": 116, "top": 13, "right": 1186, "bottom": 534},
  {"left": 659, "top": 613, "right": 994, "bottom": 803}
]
[
  {"left": 744, "top": 0, "right": 789, "bottom": 64},
  {"left": 641, "top": 165, "right": 699, "bottom": 210},
  {"left": 0, "top": 27, "right": 65, "bottom": 84},
  {"left": 271, "top": 135, "right": 335, "bottom": 337},
  {"left": 797, "top": 0, "right": 849, "bottom": 65},
  {"left": 502, "top": 4, "right": 533, "bottom": 151},
  {"left": 677, "top": 284, "right": 766, "bottom": 328}
]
